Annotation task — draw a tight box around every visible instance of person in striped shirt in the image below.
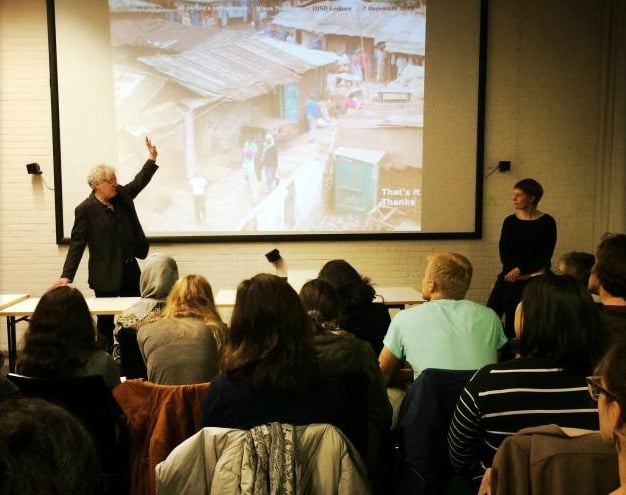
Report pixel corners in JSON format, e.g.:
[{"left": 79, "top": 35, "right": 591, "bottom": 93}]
[{"left": 448, "top": 272, "right": 610, "bottom": 488}]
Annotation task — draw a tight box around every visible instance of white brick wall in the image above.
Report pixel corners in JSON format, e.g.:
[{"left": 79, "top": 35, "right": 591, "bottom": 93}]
[{"left": 0, "top": 0, "right": 604, "bottom": 306}]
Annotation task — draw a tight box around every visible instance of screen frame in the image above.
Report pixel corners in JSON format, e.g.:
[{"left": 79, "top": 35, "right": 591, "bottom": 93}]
[{"left": 47, "top": 0, "right": 488, "bottom": 244}]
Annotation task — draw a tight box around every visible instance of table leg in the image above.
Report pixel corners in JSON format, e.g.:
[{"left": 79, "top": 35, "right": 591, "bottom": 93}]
[{"left": 6, "top": 316, "right": 16, "bottom": 373}]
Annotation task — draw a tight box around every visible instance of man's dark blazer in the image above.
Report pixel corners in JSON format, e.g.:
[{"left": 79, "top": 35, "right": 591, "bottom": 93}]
[{"left": 61, "top": 160, "right": 158, "bottom": 292}]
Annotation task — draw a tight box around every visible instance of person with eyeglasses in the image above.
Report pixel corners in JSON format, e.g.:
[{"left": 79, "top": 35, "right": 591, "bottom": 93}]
[
  {"left": 592, "top": 341, "right": 626, "bottom": 495},
  {"left": 448, "top": 272, "right": 610, "bottom": 492},
  {"left": 54, "top": 137, "right": 159, "bottom": 350}
]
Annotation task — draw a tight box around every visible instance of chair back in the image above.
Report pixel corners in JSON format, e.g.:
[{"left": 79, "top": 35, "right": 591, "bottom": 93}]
[
  {"left": 118, "top": 327, "right": 148, "bottom": 379},
  {"left": 491, "top": 425, "right": 619, "bottom": 495},
  {"left": 155, "top": 423, "right": 372, "bottom": 494},
  {"left": 334, "top": 372, "right": 369, "bottom": 460},
  {"left": 7, "top": 373, "right": 130, "bottom": 495},
  {"left": 393, "top": 368, "right": 475, "bottom": 495}
]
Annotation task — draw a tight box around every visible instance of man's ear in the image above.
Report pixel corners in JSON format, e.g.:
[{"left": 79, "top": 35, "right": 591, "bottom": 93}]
[{"left": 428, "top": 277, "right": 438, "bottom": 295}]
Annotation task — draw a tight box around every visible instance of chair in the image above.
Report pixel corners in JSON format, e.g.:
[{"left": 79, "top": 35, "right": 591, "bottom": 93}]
[
  {"left": 490, "top": 424, "right": 619, "bottom": 495},
  {"left": 392, "top": 368, "right": 476, "bottom": 495},
  {"left": 155, "top": 423, "right": 372, "bottom": 494},
  {"left": 117, "top": 327, "right": 148, "bottom": 379},
  {"left": 335, "top": 372, "right": 370, "bottom": 461},
  {"left": 112, "top": 379, "right": 210, "bottom": 495},
  {"left": 7, "top": 373, "right": 130, "bottom": 495}
]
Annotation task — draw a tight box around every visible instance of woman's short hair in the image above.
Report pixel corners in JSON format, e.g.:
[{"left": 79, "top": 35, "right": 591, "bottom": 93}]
[
  {"left": 17, "top": 286, "right": 97, "bottom": 378},
  {"left": 426, "top": 252, "right": 473, "bottom": 300},
  {"left": 594, "top": 233, "right": 626, "bottom": 299},
  {"left": 162, "top": 274, "right": 223, "bottom": 326},
  {"left": 318, "top": 259, "right": 375, "bottom": 308},
  {"left": 0, "top": 397, "right": 100, "bottom": 494},
  {"left": 299, "top": 278, "right": 341, "bottom": 329},
  {"left": 518, "top": 272, "right": 608, "bottom": 374},
  {"left": 86, "top": 164, "right": 115, "bottom": 189},
  {"left": 514, "top": 178, "right": 544, "bottom": 207},
  {"left": 221, "top": 273, "right": 318, "bottom": 392}
]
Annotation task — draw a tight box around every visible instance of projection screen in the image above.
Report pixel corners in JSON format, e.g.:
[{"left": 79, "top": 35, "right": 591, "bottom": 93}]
[{"left": 48, "top": 0, "right": 486, "bottom": 243}]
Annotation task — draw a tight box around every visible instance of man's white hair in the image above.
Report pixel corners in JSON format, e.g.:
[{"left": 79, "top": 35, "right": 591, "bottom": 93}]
[{"left": 86, "top": 164, "right": 116, "bottom": 189}]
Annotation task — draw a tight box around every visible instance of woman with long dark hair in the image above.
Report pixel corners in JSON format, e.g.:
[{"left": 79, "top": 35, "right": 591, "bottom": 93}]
[
  {"left": 17, "top": 286, "right": 119, "bottom": 388},
  {"left": 449, "top": 272, "right": 608, "bottom": 489},
  {"left": 200, "top": 273, "right": 362, "bottom": 451}
]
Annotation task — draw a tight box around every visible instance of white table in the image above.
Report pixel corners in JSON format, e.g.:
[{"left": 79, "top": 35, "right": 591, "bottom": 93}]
[
  {"left": 372, "top": 286, "right": 424, "bottom": 309},
  {"left": 216, "top": 286, "right": 423, "bottom": 310},
  {"left": 0, "top": 294, "right": 29, "bottom": 371},
  {"left": 0, "top": 294, "right": 29, "bottom": 311},
  {"left": 0, "top": 296, "right": 140, "bottom": 373}
]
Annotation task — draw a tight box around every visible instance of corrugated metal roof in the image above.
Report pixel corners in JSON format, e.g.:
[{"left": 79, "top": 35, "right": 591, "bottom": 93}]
[
  {"left": 111, "top": 19, "right": 244, "bottom": 52},
  {"left": 272, "top": 2, "right": 425, "bottom": 55},
  {"left": 137, "top": 35, "right": 338, "bottom": 101}
]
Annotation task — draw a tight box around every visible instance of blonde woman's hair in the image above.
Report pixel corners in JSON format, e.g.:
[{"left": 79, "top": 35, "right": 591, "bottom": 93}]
[
  {"left": 161, "top": 275, "right": 225, "bottom": 344},
  {"left": 426, "top": 252, "right": 473, "bottom": 300}
]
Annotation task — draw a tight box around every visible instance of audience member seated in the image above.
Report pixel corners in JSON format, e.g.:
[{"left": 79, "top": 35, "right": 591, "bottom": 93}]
[
  {"left": 589, "top": 233, "right": 626, "bottom": 340},
  {"left": 0, "top": 396, "right": 100, "bottom": 495},
  {"left": 112, "top": 253, "right": 178, "bottom": 370},
  {"left": 593, "top": 340, "right": 626, "bottom": 495},
  {"left": 200, "top": 273, "right": 367, "bottom": 462},
  {"left": 17, "top": 286, "right": 120, "bottom": 388},
  {"left": 137, "top": 274, "right": 226, "bottom": 385},
  {"left": 555, "top": 250, "right": 595, "bottom": 287},
  {"left": 318, "top": 259, "right": 390, "bottom": 356},
  {"left": 300, "top": 278, "right": 392, "bottom": 487},
  {"left": 448, "top": 272, "right": 609, "bottom": 488},
  {"left": 379, "top": 252, "right": 507, "bottom": 387}
]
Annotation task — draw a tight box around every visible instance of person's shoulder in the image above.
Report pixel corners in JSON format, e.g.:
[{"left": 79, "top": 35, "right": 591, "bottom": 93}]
[
  {"left": 461, "top": 299, "right": 500, "bottom": 317},
  {"left": 467, "top": 360, "right": 509, "bottom": 385},
  {"left": 206, "top": 373, "right": 245, "bottom": 401},
  {"left": 136, "top": 317, "right": 167, "bottom": 338},
  {"left": 116, "top": 311, "right": 140, "bottom": 329},
  {"left": 83, "top": 350, "right": 116, "bottom": 372},
  {"left": 319, "top": 330, "right": 372, "bottom": 357},
  {"left": 393, "top": 303, "right": 426, "bottom": 321},
  {"left": 75, "top": 195, "right": 97, "bottom": 212},
  {"left": 539, "top": 212, "right": 556, "bottom": 225},
  {"left": 502, "top": 214, "right": 517, "bottom": 224}
]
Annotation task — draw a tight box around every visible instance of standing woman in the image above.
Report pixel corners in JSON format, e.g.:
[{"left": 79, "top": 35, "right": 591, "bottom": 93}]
[{"left": 487, "top": 178, "right": 557, "bottom": 341}]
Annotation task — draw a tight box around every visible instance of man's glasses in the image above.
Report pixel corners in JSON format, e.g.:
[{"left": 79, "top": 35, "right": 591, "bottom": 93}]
[{"left": 586, "top": 376, "right": 618, "bottom": 402}]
